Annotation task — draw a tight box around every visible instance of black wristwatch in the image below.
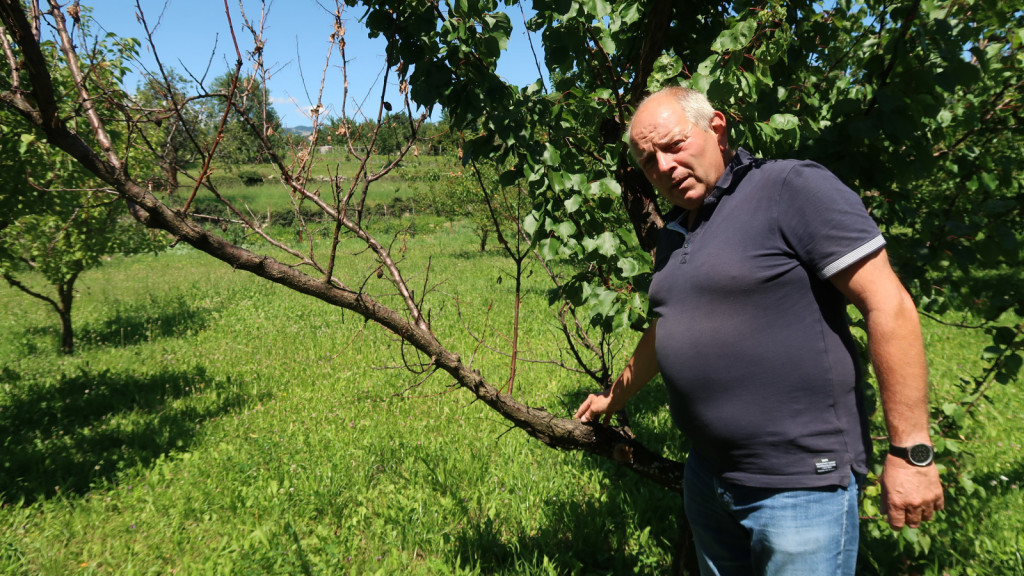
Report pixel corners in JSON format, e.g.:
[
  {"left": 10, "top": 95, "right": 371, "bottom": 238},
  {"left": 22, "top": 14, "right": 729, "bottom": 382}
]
[{"left": 889, "top": 443, "right": 935, "bottom": 466}]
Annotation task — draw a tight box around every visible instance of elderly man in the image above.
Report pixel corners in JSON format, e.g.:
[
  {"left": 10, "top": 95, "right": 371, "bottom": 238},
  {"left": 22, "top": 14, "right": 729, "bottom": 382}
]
[{"left": 575, "top": 87, "right": 944, "bottom": 575}]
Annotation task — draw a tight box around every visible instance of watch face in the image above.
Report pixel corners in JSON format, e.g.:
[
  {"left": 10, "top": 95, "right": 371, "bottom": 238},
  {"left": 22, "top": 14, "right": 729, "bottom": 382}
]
[{"left": 909, "top": 444, "right": 933, "bottom": 465}]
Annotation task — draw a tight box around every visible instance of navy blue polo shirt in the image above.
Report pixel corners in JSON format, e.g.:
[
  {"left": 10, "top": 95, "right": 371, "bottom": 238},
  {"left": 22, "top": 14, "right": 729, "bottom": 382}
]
[{"left": 649, "top": 148, "right": 885, "bottom": 489}]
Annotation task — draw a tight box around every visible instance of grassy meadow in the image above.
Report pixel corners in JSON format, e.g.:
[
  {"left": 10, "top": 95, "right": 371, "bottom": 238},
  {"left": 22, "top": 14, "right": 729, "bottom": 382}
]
[
  {"left": 1, "top": 164, "right": 1022, "bottom": 574},
  {"left": 194, "top": 150, "right": 452, "bottom": 214}
]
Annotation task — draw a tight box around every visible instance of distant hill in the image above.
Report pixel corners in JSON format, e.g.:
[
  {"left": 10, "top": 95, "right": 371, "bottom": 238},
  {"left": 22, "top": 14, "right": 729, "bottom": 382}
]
[{"left": 283, "top": 125, "right": 314, "bottom": 137}]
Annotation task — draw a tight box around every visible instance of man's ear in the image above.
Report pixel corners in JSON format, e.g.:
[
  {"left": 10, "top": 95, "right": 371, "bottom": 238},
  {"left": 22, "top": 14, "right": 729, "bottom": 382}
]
[{"left": 711, "top": 110, "right": 729, "bottom": 150}]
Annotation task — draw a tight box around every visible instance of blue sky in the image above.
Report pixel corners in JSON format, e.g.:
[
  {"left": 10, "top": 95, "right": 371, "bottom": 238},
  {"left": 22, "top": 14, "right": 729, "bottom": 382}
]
[{"left": 86, "top": 1, "right": 547, "bottom": 127}]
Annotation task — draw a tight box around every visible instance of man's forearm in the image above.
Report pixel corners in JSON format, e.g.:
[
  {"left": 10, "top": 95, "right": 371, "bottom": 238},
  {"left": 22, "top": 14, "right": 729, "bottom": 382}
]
[
  {"left": 610, "top": 318, "right": 660, "bottom": 401},
  {"left": 575, "top": 319, "right": 660, "bottom": 423},
  {"left": 867, "top": 291, "right": 932, "bottom": 445}
]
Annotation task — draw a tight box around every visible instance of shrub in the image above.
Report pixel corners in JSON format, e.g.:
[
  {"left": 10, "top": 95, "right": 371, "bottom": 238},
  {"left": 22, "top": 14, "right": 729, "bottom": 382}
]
[{"left": 236, "top": 169, "right": 264, "bottom": 187}]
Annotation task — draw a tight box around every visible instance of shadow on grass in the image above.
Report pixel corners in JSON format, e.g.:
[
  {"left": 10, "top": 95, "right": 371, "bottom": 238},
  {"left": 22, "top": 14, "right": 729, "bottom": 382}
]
[
  {"left": 0, "top": 364, "right": 247, "bottom": 505},
  {"left": 448, "top": 247, "right": 500, "bottom": 261},
  {"left": 450, "top": 466, "right": 684, "bottom": 574},
  {"left": 13, "top": 294, "right": 215, "bottom": 354},
  {"left": 436, "top": 382, "right": 689, "bottom": 573},
  {"left": 77, "top": 294, "right": 214, "bottom": 350}
]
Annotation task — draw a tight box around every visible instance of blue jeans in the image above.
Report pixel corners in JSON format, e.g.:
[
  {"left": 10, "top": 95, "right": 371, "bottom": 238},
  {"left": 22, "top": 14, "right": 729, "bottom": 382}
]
[{"left": 683, "top": 453, "right": 860, "bottom": 576}]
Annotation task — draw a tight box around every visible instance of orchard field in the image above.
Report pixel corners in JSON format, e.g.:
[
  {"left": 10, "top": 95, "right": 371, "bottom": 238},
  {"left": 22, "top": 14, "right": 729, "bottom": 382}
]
[
  {"left": 2, "top": 1, "right": 1022, "bottom": 573},
  {"left": 1, "top": 161, "right": 1022, "bottom": 574}
]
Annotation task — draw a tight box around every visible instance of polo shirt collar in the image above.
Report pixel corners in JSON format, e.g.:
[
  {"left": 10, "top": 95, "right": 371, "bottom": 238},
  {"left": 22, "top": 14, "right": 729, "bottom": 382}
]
[
  {"left": 713, "top": 147, "right": 755, "bottom": 193},
  {"left": 664, "top": 147, "right": 755, "bottom": 233}
]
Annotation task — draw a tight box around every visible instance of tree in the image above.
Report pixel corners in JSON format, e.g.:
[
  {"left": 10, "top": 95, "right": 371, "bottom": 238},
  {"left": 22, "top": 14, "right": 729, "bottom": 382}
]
[
  {"left": 203, "top": 72, "right": 283, "bottom": 166},
  {"left": 0, "top": 7, "right": 163, "bottom": 355},
  {"left": 131, "top": 69, "right": 203, "bottom": 193},
  {"left": 1, "top": 0, "right": 1021, "bottom": 572},
  {"left": 0, "top": 192, "right": 161, "bottom": 354},
  {"left": 418, "top": 113, "right": 461, "bottom": 156}
]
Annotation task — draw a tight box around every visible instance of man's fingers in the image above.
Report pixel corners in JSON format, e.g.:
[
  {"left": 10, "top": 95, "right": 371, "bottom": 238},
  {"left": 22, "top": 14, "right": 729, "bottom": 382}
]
[
  {"left": 574, "top": 398, "right": 591, "bottom": 420},
  {"left": 889, "top": 501, "right": 940, "bottom": 530},
  {"left": 576, "top": 393, "right": 617, "bottom": 425},
  {"left": 887, "top": 507, "right": 906, "bottom": 530},
  {"left": 904, "top": 507, "right": 924, "bottom": 529}
]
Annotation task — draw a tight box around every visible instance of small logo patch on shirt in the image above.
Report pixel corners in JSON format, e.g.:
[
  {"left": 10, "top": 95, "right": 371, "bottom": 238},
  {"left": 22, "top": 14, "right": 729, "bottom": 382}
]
[{"left": 814, "top": 458, "right": 838, "bottom": 474}]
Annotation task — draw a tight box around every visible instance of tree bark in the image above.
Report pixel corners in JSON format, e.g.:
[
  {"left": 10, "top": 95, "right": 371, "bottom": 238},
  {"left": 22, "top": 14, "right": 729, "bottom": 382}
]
[
  {"left": 617, "top": 159, "right": 664, "bottom": 254},
  {"left": 57, "top": 275, "right": 77, "bottom": 355},
  {"left": 0, "top": 3, "right": 698, "bottom": 570},
  {"left": 0, "top": 1, "right": 688, "bottom": 492}
]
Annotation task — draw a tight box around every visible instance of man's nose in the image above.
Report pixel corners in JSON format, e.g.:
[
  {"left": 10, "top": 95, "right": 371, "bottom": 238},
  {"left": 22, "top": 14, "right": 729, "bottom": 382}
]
[{"left": 656, "top": 151, "right": 675, "bottom": 174}]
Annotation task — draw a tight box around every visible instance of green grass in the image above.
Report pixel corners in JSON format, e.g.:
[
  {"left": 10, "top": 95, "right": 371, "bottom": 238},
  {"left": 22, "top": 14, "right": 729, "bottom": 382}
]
[
  {"left": 178, "top": 152, "right": 457, "bottom": 216},
  {"left": 1, "top": 220, "right": 1021, "bottom": 575},
  {"left": 0, "top": 222, "right": 680, "bottom": 575}
]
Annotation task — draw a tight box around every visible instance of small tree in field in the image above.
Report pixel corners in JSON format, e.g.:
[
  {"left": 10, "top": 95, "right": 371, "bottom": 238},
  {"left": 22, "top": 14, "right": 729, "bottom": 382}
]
[
  {"left": 203, "top": 72, "right": 284, "bottom": 166},
  {"left": 0, "top": 16, "right": 164, "bottom": 354},
  {"left": 0, "top": 192, "right": 161, "bottom": 354},
  {"left": 132, "top": 69, "right": 203, "bottom": 194}
]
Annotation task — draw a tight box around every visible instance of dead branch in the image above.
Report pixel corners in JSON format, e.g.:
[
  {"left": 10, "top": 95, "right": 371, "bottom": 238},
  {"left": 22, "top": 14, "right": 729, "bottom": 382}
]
[{"left": 0, "top": 0, "right": 687, "bottom": 493}]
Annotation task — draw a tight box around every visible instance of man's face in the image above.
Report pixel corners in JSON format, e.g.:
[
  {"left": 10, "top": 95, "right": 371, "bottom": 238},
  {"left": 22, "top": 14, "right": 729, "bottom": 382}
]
[{"left": 629, "top": 94, "right": 729, "bottom": 211}]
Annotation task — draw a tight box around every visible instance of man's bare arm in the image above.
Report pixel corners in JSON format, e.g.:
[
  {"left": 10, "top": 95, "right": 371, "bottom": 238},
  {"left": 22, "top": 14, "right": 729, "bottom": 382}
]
[
  {"left": 830, "top": 248, "right": 944, "bottom": 530},
  {"left": 575, "top": 318, "right": 660, "bottom": 425}
]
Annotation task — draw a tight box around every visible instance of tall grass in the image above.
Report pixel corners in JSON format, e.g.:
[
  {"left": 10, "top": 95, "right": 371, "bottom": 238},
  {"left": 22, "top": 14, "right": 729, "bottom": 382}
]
[
  {"left": 181, "top": 152, "right": 458, "bottom": 217},
  {"left": 0, "top": 221, "right": 1021, "bottom": 575},
  {"left": 0, "top": 223, "right": 679, "bottom": 575}
]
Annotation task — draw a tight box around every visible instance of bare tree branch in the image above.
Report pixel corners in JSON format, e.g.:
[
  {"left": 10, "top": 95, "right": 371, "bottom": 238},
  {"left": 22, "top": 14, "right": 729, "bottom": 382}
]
[{"left": 0, "top": 0, "right": 687, "bottom": 493}]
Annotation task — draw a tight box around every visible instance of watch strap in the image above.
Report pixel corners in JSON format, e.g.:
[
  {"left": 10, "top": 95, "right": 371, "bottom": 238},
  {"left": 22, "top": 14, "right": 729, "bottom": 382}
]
[{"left": 888, "top": 443, "right": 934, "bottom": 466}]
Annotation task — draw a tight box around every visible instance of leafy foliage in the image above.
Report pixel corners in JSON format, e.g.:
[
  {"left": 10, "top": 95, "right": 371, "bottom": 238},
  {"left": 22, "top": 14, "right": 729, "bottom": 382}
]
[
  {"left": 347, "top": 0, "right": 1023, "bottom": 571},
  {"left": 1, "top": 0, "right": 1021, "bottom": 572},
  {"left": 202, "top": 73, "right": 285, "bottom": 166},
  {"left": 130, "top": 69, "right": 204, "bottom": 193},
  {"left": 0, "top": 20, "right": 164, "bottom": 354}
]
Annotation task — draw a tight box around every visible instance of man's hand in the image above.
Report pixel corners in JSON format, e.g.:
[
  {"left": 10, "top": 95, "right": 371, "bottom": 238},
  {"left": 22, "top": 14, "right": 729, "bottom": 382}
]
[
  {"left": 574, "top": 321, "right": 660, "bottom": 426},
  {"left": 880, "top": 455, "right": 944, "bottom": 530},
  {"left": 574, "top": 391, "right": 620, "bottom": 425}
]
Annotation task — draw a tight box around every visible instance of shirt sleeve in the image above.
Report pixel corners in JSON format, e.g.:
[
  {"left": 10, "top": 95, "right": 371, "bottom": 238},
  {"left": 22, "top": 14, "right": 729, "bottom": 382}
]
[{"left": 776, "top": 161, "right": 885, "bottom": 280}]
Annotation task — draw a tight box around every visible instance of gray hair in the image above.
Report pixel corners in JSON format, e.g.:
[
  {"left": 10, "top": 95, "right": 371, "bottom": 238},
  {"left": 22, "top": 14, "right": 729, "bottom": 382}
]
[{"left": 627, "top": 86, "right": 717, "bottom": 160}]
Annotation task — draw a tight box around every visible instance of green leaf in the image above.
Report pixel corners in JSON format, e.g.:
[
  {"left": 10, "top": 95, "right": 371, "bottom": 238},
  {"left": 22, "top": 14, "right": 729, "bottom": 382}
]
[
  {"left": 537, "top": 237, "right": 563, "bottom": 259},
  {"left": 554, "top": 220, "right": 577, "bottom": 239},
  {"left": 582, "top": 231, "right": 618, "bottom": 257},
  {"left": 541, "top": 144, "right": 561, "bottom": 166},
  {"left": 18, "top": 133, "right": 36, "bottom": 154},
  {"left": 768, "top": 114, "right": 799, "bottom": 131},
  {"left": 979, "top": 171, "right": 998, "bottom": 192},
  {"left": 582, "top": 0, "right": 612, "bottom": 19},
  {"left": 564, "top": 194, "right": 583, "bottom": 213},
  {"left": 617, "top": 257, "right": 640, "bottom": 277},
  {"left": 901, "top": 526, "right": 920, "bottom": 542},
  {"left": 711, "top": 19, "right": 756, "bottom": 53},
  {"left": 523, "top": 213, "right": 540, "bottom": 236},
  {"left": 587, "top": 177, "right": 621, "bottom": 197}
]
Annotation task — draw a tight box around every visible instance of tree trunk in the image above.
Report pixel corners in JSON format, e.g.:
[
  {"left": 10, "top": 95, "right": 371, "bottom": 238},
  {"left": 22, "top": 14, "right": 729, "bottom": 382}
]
[
  {"left": 617, "top": 161, "right": 664, "bottom": 254},
  {"left": 162, "top": 146, "right": 179, "bottom": 194},
  {"left": 57, "top": 275, "right": 77, "bottom": 355}
]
